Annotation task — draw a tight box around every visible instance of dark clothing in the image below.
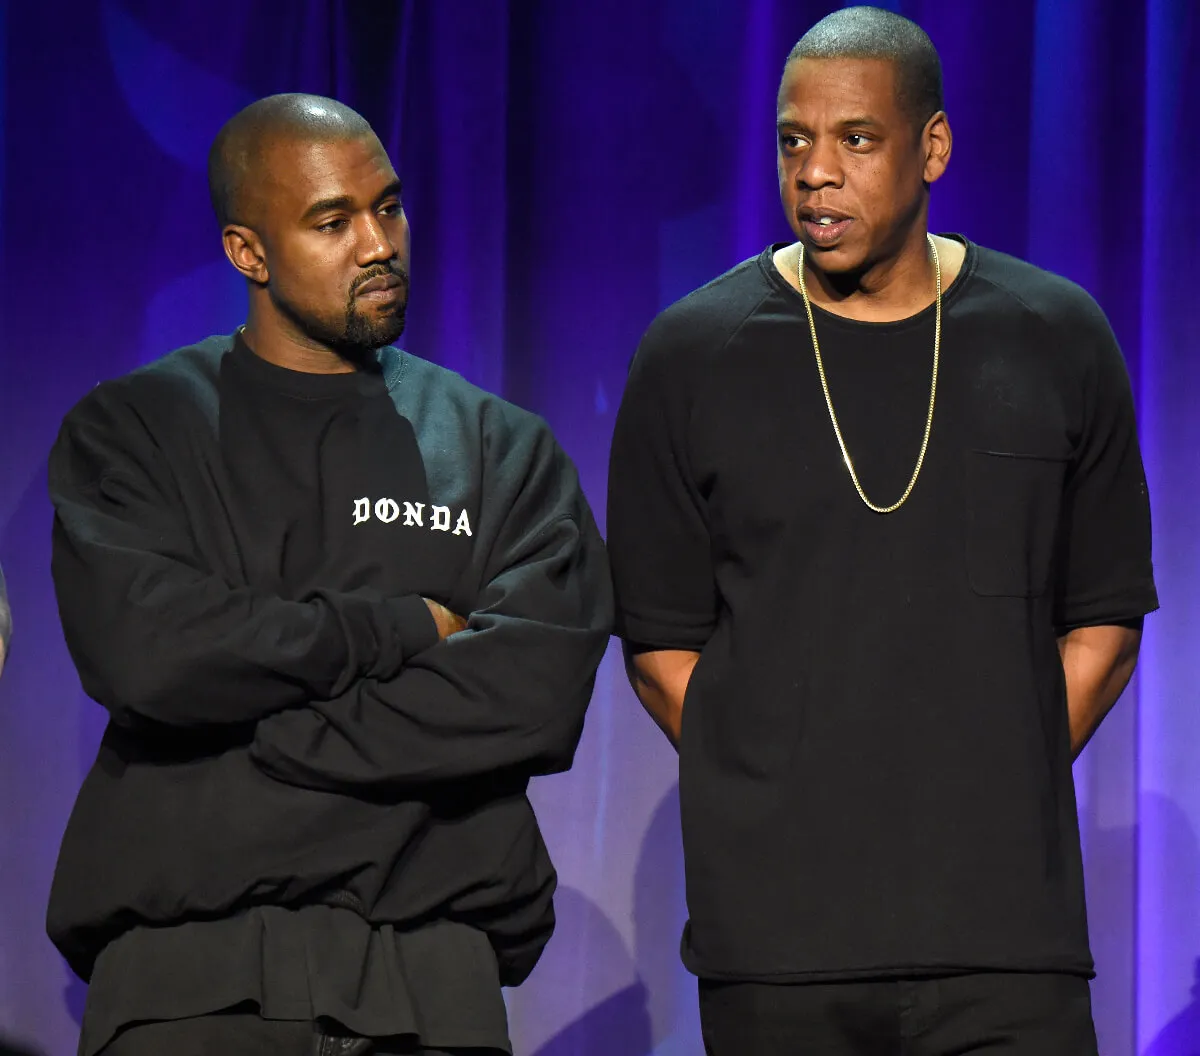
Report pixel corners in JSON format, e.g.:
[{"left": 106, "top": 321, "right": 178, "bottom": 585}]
[
  {"left": 698, "top": 973, "right": 1099, "bottom": 1055},
  {"left": 81, "top": 909, "right": 509, "bottom": 1056},
  {"left": 98, "top": 1009, "right": 508, "bottom": 1056},
  {"left": 607, "top": 239, "right": 1158, "bottom": 982},
  {"left": 48, "top": 335, "right": 612, "bottom": 1049}
]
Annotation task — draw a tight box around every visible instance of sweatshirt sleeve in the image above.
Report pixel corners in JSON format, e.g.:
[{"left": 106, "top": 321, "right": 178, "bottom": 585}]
[
  {"left": 249, "top": 413, "right": 614, "bottom": 789},
  {"left": 49, "top": 386, "right": 439, "bottom": 729}
]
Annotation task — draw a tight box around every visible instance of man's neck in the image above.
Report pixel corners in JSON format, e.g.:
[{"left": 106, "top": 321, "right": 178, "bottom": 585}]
[
  {"left": 241, "top": 313, "right": 358, "bottom": 375},
  {"left": 774, "top": 232, "right": 966, "bottom": 323}
]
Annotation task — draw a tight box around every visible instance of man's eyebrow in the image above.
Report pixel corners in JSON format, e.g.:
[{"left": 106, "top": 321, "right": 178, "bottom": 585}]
[
  {"left": 837, "top": 115, "right": 883, "bottom": 129},
  {"left": 301, "top": 195, "right": 354, "bottom": 222},
  {"left": 375, "top": 179, "right": 403, "bottom": 203},
  {"left": 300, "top": 180, "right": 403, "bottom": 222},
  {"left": 775, "top": 115, "right": 884, "bottom": 131}
]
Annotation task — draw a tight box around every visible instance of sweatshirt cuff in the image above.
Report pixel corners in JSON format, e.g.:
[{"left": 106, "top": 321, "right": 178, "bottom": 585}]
[{"left": 372, "top": 594, "right": 439, "bottom": 680}]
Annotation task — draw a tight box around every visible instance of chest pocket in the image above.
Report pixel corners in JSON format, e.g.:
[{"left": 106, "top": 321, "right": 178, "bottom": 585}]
[{"left": 964, "top": 450, "right": 1068, "bottom": 598}]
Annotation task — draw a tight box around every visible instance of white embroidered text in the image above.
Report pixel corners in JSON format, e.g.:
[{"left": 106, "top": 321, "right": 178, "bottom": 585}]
[{"left": 353, "top": 497, "right": 472, "bottom": 536}]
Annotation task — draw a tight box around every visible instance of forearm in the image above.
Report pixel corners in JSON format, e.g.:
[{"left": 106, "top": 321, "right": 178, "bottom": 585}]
[
  {"left": 54, "top": 516, "right": 437, "bottom": 727},
  {"left": 253, "top": 418, "right": 614, "bottom": 789},
  {"left": 251, "top": 514, "right": 614, "bottom": 789},
  {"left": 50, "top": 409, "right": 438, "bottom": 726},
  {"left": 253, "top": 620, "right": 610, "bottom": 788},
  {"left": 1058, "top": 621, "right": 1143, "bottom": 758},
  {"left": 625, "top": 645, "right": 700, "bottom": 749}
]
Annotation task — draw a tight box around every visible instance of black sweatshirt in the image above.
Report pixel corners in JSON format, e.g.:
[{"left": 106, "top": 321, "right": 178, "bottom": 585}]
[{"left": 47, "top": 334, "right": 613, "bottom": 988}]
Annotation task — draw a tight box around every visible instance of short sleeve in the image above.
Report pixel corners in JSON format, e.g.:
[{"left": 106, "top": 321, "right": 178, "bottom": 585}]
[
  {"left": 1053, "top": 307, "right": 1159, "bottom": 632},
  {"left": 607, "top": 320, "right": 718, "bottom": 650}
]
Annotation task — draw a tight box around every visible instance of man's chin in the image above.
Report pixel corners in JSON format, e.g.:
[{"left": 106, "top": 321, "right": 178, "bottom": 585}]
[
  {"left": 344, "top": 313, "right": 406, "bottom": 354},
  {"left": 799, "top": 237, "right": 857, "bottom": 267},
  {"left": 374, "top": 315, "right": 406, "bottom": 348},
  {"left": 802, "top": 243, "right": 877, "bottom": 287}
]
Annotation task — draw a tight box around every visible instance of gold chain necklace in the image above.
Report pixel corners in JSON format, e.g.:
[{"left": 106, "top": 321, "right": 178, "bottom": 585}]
[{"left": 797, "top": 233, "right": 941, "bottom": 514}]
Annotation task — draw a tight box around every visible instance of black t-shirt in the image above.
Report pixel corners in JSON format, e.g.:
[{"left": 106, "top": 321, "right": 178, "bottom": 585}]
[
  {"left": 607, "top": 239, "right": 1158, "bottom": 982},
  {"left": 81, "top": 334, "right": 509, "bottom": 1054}
]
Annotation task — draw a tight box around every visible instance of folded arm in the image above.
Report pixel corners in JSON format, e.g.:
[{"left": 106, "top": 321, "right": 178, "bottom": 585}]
[
  {"left": 50, "top": 390, "right": 436, "bottom": 729},
  {"left": 250, "top": 420, "right": 615, "bottom": 789}
]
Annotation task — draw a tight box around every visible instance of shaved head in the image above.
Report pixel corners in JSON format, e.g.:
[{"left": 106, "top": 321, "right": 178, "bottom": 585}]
[
  {"left": 208, "top": 94, "right": 374, "bottom": 228},
  {"left": 786, "top": 6, "right": 943, "bottom": 133},
  {"left": 209, "top": 94, "right": 409, "bottom": 364}
]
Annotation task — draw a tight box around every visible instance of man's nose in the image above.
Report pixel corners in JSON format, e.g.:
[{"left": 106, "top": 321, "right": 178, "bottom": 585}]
[
  {"left": 797, "top": 139, "right": 842, "bottom": 189},
  {"left": 356, "top": 213, "right": 398, "bottom": 266}
]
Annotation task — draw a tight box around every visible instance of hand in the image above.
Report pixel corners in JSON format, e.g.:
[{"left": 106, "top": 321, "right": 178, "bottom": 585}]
[{"left": 423, "top": 598, "right": 468, "bottom": 640}]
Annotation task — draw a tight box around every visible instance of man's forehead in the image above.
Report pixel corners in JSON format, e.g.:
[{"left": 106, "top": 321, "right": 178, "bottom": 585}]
[
  {"left": 778, "top": 57, "right": 902, "bottom": 118},
  {"left": 263, "top": 132, "right": 390, "bottom": 176},
  {"left": 259, "top": 134, "right": 397, "bottom": 201}
]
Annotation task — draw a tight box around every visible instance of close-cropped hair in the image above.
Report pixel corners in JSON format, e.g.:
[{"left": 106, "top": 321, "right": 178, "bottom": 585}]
[{"left": 787, "top": 6, "right": 944, "bottom": 130}]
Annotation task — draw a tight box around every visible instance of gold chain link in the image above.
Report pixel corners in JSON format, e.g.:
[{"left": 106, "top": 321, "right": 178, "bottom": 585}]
[{"left": 797, "top": 233, "right": 942, "bottom": 514}]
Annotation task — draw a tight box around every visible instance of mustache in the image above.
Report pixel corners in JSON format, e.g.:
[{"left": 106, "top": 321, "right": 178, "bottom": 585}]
[{"left": 349, "top": 264, "right": 409, "bottom": 295}]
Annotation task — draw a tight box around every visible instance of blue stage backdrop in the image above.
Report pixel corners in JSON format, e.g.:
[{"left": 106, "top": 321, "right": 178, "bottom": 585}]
[{"left": 0, "top": 2, "right": 1197, "bottom": 1054}]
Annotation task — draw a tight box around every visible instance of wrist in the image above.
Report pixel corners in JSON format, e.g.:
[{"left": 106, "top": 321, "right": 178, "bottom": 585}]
[{"left": 371, "top": 595, "right": 440, "bottom": 679}]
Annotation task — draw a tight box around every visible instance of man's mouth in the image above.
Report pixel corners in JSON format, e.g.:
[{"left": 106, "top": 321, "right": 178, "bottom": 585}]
[
  {"left": 354, "top": 271, "right": 408, "bottom": 305},
  {"left": 800, "top": 209, "right": 853, "bottom": 246},
  {"left": 355, "top": 273, "right": 405, "bottom": 296}
]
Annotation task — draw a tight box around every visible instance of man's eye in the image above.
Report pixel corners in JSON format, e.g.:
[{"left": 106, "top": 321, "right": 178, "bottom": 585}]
[
  {"left": 317, "top": 218, "right": 348, "bottom": 233},
  {"left": 846, "top": 134, "right": 871, "bottom": 148},
  {"left": 780, "top": 134, "right": 806, "bottom": 150},
  {"left": 379, "top": 201, "right": 403, "bottom": 216}
]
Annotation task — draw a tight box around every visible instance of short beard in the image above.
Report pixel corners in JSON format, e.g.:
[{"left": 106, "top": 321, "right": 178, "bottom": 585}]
[
  {"left": 272, "top": 268, "right": 408, "bottom": 368},
  {"left": 341, "top": 297, "right": 406, "bottom": 360},
  {"left": 338, "top": 265, "right": 408, "bottom": 362}
]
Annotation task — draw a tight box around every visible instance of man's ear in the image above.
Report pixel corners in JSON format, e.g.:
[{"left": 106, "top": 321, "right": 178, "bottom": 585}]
[
  {"left": 922, "top": 110, "right": 952, "bottom": 185},
  {"left": 222, "top": 224, "right": 268, "bottom": 284}
]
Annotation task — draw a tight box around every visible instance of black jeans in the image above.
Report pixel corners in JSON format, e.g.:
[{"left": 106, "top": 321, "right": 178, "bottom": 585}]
[
  {"left": 699, "top": 972, "right": 1099, "bottom": 1056},
  {"left": 99, "top": 1012, "right": 507, "bottom": 1056}
]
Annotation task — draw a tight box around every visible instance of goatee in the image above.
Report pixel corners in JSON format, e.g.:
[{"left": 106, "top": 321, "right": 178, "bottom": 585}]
[{"left": 342, "top": 302, "right": 406, "bottom": 355}]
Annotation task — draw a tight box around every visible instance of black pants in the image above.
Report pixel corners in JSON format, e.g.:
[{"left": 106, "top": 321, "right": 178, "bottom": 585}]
[
  {"left": 699, "top": 972, "right": 1098, "bottom": 1056},
  {"left": 99, "top": 1013, "right": 507, "bottom": 1056}
]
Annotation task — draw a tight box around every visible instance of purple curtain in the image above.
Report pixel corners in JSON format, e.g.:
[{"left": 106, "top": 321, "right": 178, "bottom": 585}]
[{"left": 0, "top": 2, "right": 1196, "bottom": 1054}]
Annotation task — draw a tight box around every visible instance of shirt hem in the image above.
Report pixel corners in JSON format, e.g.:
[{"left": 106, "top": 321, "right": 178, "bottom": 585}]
[
  {"left": 1055, "top": 584, "right": 1160, "bottom": 633},
  {"left": 616, "top": 610, "right": 714, "bottom": 652},
  {"left": 683, "top": 957, "right": 1097, "bottom": 984}
]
